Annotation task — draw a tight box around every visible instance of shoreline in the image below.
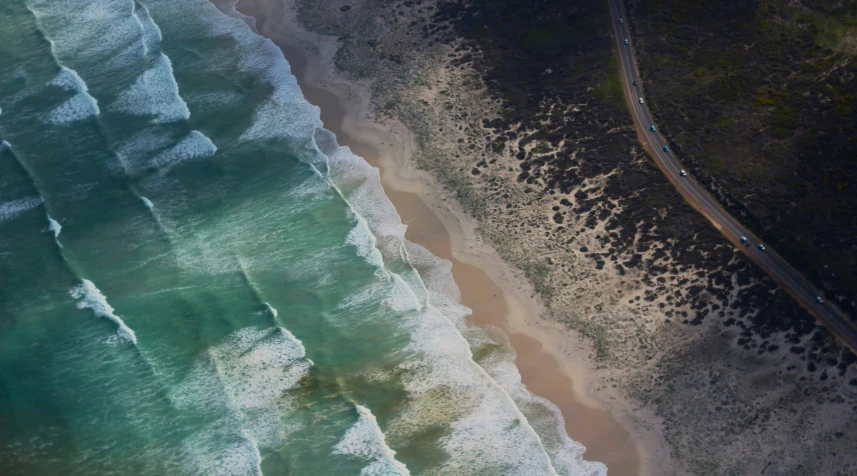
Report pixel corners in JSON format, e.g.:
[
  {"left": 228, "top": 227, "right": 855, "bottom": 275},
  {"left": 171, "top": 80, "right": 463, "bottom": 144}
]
[{"left": 237, "top": 1, "right": 668, "bottom": 474}]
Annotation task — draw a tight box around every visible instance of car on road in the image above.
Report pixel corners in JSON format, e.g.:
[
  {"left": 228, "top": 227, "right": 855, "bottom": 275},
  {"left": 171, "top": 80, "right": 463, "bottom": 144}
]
[
  {"left": 619, "top": 18, "right": 624, "bottom": 24},
  {"left": 758, "top": 243, "right": 766, "bottom": 251},
  {"left": 624, "top": 39, "right": 629, "bottom": 45},
  {"left": 650, "top": 125, "right": 656, "bottom": 131},
  {"left": 740, "top": 236, "right": 748, "bottom": 244},
  {"left": 663, "top": 145, "right": 669, "bottom": 152},
  {"left": 816, "top": 296, "right": 824, "bottom": 304},
  {"left": 680, "top": 169, "right": 687, "bottom": 176},
  {"left": 633, "top": 80, "right": 638, "bottom": 86},
  {"left": 639, "top": 97, "right": 644, "bottom": 104}
]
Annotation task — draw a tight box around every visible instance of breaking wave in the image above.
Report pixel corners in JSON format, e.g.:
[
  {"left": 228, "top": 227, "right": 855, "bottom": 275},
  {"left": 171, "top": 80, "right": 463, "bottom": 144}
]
[
  {"left": 45, "top": 66, "right": 100, "bottom": 124},
  {"left": 148, "top": 130, "right": 217, "bottom": 171},
  {"left": 173, "top": 326, "right": 312, "bottom": 473},
  {"left": 70, "top": 279, "right": 137, "bottom": 344},
  {"left": 110, "top": 53, "right": 190, "bottom": 124},
  {"left": 334, "top": 405, "right": 411, "bottom": 476}
]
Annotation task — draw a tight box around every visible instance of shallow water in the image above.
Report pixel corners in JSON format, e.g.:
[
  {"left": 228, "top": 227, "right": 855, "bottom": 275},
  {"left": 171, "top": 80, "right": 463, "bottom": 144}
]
[{"left": 0, "top": 1, "right": 605, "bottom": 474}]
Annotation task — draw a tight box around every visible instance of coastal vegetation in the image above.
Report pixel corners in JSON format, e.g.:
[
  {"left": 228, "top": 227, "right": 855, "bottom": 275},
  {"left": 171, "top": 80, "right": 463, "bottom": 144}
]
[
  {"left": 292, "top": 0, "right": 857, "bottom": 472},
  {"left": 628, "top": 0, "right": 857, "bottom": 318}
]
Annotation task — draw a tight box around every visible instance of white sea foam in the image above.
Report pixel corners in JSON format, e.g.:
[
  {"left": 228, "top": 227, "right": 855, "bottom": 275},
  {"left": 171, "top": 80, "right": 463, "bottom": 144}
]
[
  {"left": 483, "top": 351, "right": 600, "bottom": 476},
  {"left": 46, "top": 67, "right": 100, "bottom": 124},
  {"left": 117, "top": 128, "right": 175, "bottom": 164},
  {"left": 187, "top": 434, "right": 263, "bottom": 476},
  {"left": 333, "top": 405, "right": 410, "bottom": 476},
  {"left": 47, "top": 215, "right": 62, "bottom": 239},
  {"left": 0, "top": 196, "right": 44, "bottom": 224},
  {"left": 149, "top": 131, "right": 217, "bottom": 171},
  {"left": 29, "top": 0, "right": 145, "bottom": 67},
  {"left": 111, "top": 53, "right": 190, "bottom": 123},
  {"left": 264, "top": 303, "right": 278, "bottom": 318},
  {"left": 133, "top": 2, "right": 163, "bottom": 55},
  {"left": 70, "top": 279, "right": 137, "bottom": 344},
  {"left": 142, "top": 0, "right": 317, "bottom": 141},
  {"left": 141, "top": 196, "right": 154, "bottom": 209},
  {"left": 173, "top": 326, "right": 311, "bottom": 463},
  {"left": 0, "top": 141, "right": 9, "bottom": 150},
  {"left": 346, "top": 217, "right": 387, "bottom": 271}
]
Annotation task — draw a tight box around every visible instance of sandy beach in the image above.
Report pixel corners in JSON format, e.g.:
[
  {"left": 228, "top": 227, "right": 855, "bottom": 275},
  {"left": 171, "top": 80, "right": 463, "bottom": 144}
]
[{"left": 235, "top": 0, "right": 677, "bottom": 473}]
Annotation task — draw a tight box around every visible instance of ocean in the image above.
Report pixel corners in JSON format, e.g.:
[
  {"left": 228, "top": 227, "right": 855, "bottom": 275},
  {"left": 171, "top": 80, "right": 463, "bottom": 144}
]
[{"left": 0, "top": 1, "right": 605, "bottom": 474}]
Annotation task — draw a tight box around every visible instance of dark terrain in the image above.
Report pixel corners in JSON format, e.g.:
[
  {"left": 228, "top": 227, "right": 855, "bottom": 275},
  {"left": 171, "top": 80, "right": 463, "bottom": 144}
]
[
  {"left": 431, "top": 0, "right": 854, "bottom": 368},
  {"left": 626, "top": 0, "right": 857, "bottom": 318}
]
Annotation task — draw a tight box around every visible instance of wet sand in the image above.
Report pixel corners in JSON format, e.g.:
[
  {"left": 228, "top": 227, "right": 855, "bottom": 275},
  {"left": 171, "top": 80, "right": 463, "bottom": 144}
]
[{"left": 239, "top": 1, "right": 645, "bottom": 473}]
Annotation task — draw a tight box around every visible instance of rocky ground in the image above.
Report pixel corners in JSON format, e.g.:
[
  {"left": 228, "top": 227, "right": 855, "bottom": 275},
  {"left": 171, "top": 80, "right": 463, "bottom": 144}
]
[{"left": 278, "top": 0, "right": 857, "bottom": 473}]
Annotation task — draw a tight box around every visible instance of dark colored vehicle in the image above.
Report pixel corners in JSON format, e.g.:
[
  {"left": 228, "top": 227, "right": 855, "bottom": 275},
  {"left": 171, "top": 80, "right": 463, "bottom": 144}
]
[
  {"left": 758, "top": 244, "right": 766, "bottom": 251},
  {"left": 740, "top": 236, "right": 748, "bottom": 244},
  {"left": 663, "top": 145, "right": 669, "bottom": 152},
  {"left": 816, "top": 296, "right": 824, "bottom": 304},
  {"left": 650, "top": 125, "right": 655, "bottom": 131},
  {"left": 624, "top": 39, "right": 629, "bottom": 45}
]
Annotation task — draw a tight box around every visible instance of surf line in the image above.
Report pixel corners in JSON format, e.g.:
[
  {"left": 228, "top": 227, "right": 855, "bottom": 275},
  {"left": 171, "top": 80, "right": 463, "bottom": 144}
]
[
  {"left": 235, "top": 256, "right": 405, "bottom": 474},
  {"left": 333, "top": 402, "right": 410, "bottom": 475},
  {"left": 236, "top": 256, "right": 281, "bottom": 329},
  {"left": 70, "top": 279, "right": 138, "bottom": 344},
  {"left": 303, "top": 133, "right": 562, "bottom": 476}
]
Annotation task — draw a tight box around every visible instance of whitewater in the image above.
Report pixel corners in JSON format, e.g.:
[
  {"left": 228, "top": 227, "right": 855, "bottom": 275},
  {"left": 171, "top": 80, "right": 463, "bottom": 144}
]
[{"left": 0, "top": 0, "right": 605, "bottom": 474}]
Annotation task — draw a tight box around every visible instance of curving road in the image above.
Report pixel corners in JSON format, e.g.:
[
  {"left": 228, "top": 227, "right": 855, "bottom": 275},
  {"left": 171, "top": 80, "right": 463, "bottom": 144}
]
[{"left": 607, "top": 0, "right": 857, "bottom": 351}]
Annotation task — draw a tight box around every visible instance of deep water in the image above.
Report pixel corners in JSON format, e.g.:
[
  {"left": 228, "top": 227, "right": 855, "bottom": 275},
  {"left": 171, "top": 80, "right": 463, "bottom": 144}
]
[{"left": 0, "top": 1, "right": 605, "bottom": 475}]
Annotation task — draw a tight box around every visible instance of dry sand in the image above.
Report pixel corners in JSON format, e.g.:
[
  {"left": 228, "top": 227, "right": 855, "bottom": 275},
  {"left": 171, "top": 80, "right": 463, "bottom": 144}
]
[{"left": 236, "top": 1, "right": 670, "bottom": 473}]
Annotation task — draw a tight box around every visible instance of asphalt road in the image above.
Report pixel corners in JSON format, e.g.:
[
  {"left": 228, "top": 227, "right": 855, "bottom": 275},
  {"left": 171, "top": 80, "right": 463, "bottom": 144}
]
[{"left": 607, "top": 0, "right": 857, "bottom": 351}]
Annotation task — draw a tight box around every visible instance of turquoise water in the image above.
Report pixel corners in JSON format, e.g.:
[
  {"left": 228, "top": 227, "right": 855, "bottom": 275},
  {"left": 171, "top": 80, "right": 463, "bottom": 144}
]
[{"left": 0, "top": 1, "right": 605, "bottom": 474}]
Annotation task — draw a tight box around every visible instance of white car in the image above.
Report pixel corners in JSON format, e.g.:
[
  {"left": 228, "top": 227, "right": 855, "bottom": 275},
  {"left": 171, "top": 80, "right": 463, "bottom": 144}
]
[
  {"left": 679, "top": 169, "right": 687, "bottom": 177},
  {"left": 619, "top": 18, "right": 624, "bottom": 24},
  {"left": 758, "top": 244, "right": 766, "bottom": 251},
  {"left": 624, "top": 39, "right": 629, "bottom": 45},
  {"left": 638, "top": 98, "right": 644, "bottom": 104},
  {"left": 815, "top": 296, "right": 824, "bottom": 304}
]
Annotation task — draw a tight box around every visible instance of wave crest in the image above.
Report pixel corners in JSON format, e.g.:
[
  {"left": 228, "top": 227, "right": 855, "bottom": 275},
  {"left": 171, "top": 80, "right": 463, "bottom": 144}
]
[
  {"left": 70, "top": 279, "right": 137, "bottom": 344},
  {"left": 46, "top": 66, "right": 100, "bottom": 124}
]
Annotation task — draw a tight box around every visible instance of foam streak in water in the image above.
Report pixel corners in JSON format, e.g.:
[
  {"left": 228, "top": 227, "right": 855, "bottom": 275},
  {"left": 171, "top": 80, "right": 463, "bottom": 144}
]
[
  {"left": 173, "top": 326, "right": 311, "bottom": 473},
  {"left": 333, "top": 405, "right": 410, "bottom": 476},
  {"left": 110, "top": 53, "right": 190, "bottom": 123},
  {"left": 27, "top": 0, "right": 144, "bottom": 67},
  {"left": 46, "top": 66, "right": 100, "bottom": 124},
  {"left": 133, "top": 2, "right": 163, "bottom": 55},
  {"left": 70, "top": 280, "right": 137, "bottom": 344},
  {"left": 0, "top": 196, "right": 44, "bottom": 224},
  {"left": 149, "top": 130, "right": 217, "bottom": 171}
]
